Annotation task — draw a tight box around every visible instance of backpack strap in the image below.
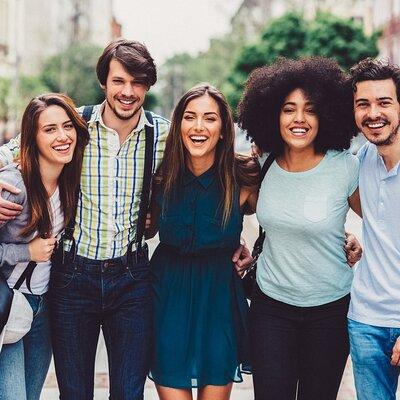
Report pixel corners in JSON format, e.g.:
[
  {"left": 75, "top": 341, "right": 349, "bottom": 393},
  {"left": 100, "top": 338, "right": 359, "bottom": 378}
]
[
  {"left": 258, "top": 153, "right": 275, "bottom": 237},
  {"left": 81, "top": 105, "right": 94, "bottom": 124},
  {"left": 129, "top": 110, "right": 154, "bottom": 253}
]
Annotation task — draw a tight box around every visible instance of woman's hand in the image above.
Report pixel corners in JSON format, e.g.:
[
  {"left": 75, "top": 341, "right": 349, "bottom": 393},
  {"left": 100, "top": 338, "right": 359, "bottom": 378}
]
[
  {"left": 28, "top": 236, "right": 57, "bottom": 262},
  {"left": 344, "top": 232, "right": 362, "bottom": 267}
]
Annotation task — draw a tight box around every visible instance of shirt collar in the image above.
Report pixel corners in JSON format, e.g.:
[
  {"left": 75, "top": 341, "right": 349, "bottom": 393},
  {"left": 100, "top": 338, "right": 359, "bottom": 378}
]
[
  {"left": 377, "top": 150, "right": 400, "bottom": 179},
  {"left": 95, "top": 102, "right": 153, "bottom": 134},
  {"left": 183, "top": 165, "right": 216, "bottom": 189}
]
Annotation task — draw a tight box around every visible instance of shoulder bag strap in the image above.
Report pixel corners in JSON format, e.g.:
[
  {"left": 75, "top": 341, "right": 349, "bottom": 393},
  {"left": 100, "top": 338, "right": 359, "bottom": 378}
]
[
  {"left": 134, "top": 110, "right": 154, "bottom": 247},
  {"left": 258, "top": 152, "right": 275, "bottom": 237}
]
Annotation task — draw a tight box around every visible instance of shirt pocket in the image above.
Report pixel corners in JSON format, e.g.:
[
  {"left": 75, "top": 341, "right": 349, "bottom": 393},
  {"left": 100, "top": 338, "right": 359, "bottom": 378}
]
[{"left": 303, "top": 195, "right": 328, "bottom": 223}]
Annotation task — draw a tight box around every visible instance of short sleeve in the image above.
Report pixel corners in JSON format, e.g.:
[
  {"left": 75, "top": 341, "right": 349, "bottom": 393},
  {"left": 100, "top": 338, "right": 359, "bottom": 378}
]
[
  {"left": 344, "top": 151, "right": 360, "bottom": 197},
  {"left": 357, "top": 142, "right": 370, "bottom": 162}
]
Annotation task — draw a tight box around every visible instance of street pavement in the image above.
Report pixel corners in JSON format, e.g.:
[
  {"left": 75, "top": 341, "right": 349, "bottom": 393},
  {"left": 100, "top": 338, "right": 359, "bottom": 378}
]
[{"left": 40, "top": 210, "right": 397, "bottom": 399}]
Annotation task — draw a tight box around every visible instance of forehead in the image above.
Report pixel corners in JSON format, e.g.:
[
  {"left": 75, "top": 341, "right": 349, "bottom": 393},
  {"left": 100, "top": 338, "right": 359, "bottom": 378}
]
[
  {"left": 38, "top": 105, "right": 69, "bottom": 126},
  {"left": 185, "top": 94, "right": 220, "bottom": 113},
  {"left": 283, "top": 88, "right": 311, "bottom": 103},
  {"left": 354, "top": 79, "right": 398, "bottom": 101},
  {"left": 108, "top": 58, "right": 146, "bottom": 80}
]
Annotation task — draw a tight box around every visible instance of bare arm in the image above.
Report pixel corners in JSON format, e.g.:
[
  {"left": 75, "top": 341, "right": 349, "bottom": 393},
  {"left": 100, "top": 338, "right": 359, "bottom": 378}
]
[{"left": 348, "top": 187, "right": 362, "bottom": 218}]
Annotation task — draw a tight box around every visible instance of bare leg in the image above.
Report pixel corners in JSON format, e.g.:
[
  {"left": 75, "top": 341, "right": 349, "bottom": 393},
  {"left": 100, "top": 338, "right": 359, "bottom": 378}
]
[
  {"left": 198, "top": 383, "right": 233, "bottom": 400},
  {"left": 156, "top": 384, "right": 193, "bottom": 400}
]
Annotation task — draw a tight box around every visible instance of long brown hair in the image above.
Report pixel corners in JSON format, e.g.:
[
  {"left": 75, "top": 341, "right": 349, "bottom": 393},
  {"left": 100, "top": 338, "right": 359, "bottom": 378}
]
[
  {"left": 19, "top": 93, "right": 89, "bottom": 237},
  {"left": 158, "top": 84, "right": 258, "bottom": 225}
]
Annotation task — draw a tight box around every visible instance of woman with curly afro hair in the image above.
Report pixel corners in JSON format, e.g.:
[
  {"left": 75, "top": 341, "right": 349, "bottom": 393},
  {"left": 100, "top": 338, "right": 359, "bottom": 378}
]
[{"left": 237, "top": 57, "right": 362, "bottom": 400}]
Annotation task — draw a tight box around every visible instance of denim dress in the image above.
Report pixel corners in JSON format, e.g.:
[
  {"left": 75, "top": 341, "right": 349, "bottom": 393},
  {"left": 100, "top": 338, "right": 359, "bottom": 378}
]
[{"left": 149, "top": 166, "right": 250, "bottom": 388}]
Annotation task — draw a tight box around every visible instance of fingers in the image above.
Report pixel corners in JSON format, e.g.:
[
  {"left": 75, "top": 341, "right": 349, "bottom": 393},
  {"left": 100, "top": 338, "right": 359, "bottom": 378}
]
[
  {"left": 0, "top": 181, "right": 21, "bottom": 195},
  {"left": 232, "top": 244, "right": 243, "bottom": 263},
  {"left": 391, "top": 340, "right": 400, "bottom": 366}
]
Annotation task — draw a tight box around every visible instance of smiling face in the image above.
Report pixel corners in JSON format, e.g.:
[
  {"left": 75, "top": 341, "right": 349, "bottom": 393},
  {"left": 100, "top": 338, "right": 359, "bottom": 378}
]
[
  {"left": 354, "top": 79, "right": 400, "bottom": 147},
  {"left": 279, "top": 88, "right": 319, "bottom": 152},
  {"left": 36, "top": 105, "right": 77, "bottom": 168},
  {"left": 103, "top": 58, "right": 148, "bottom": 121},
  {"left": 181, "top": 94, "right": 222, "bottom": 165}
]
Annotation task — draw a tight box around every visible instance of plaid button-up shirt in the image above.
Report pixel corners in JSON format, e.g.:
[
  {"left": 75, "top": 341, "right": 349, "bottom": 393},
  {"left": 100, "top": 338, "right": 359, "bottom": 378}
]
[{"left": 0, "top": 103, "right": 170, "bottom": 259}]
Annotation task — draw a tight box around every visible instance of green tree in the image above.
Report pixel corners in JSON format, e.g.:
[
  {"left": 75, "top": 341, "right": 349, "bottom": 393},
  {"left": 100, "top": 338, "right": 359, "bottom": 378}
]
[
  {"left": 305, "top": 12, "right": 380, "bottom": 70},
  {"left": 0, "top": 77, "right": 10, "bottom": 121},
  {"left": 225, "top": 11, "right": 380, "bottom": 114},
  {"left": 40, "top": 43, "right": 104, "bottom": 107}
]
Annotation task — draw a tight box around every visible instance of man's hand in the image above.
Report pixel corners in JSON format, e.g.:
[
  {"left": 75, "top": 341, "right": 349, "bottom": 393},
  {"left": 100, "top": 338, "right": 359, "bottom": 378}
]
[
  {"left": 391, "top": 337, "right": 400, "bottom": 366},
  {"left": 344, "top": 232, "right": 362, "bottom": 267},
  {"left": 0, "top": 181, "right": 23, "bottom": 223},
  {"left": 232, "top": 239, "right": 253, "bottom": 277},
  {"left": 28, "top": 236, "right": 57, "bottom": 263}
]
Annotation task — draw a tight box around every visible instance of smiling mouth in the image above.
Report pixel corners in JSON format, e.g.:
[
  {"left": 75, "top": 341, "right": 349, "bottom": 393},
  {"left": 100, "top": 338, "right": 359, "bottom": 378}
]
[
  {"left": 117, "top": 98, "right": 135, "bottom": 107},
  {"left": 189, "top": 135, "right": 208, "bottom": 144},
  {"left": 52, "top": 143, "right": 71, "bottom": 152},
  {"left": 364, "top": 121, "right": 388, "bottom": 129},
  {"left": 289, "top": 127, "right": 309, "bottom": 137}
]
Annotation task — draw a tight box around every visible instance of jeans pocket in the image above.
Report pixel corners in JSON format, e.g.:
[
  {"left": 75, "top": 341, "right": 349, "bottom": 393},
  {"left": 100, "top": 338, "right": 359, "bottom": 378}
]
[{"left": 50, "top": 269, "right": 76, "bottom": 290}]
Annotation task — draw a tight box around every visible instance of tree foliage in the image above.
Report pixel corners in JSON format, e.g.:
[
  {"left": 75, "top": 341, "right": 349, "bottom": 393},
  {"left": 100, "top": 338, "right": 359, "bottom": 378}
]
[
  {"left": 40, "top": 43, "right": 104, "bottom": 107},
  {"left": 225, "top": 11, "right": 380, "bottom": 114}
]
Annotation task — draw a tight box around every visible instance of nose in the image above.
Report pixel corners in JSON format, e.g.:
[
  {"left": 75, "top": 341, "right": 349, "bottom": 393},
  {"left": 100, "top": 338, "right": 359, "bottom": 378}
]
[
  {"left": 194, "top": 118, "right": 204, "bottom": 132},
  {"left": 121, "top": 82, "right": 134, "bottom": 97},
  {"left": 57, "top": 128, "right": 68, "bottom": 142},
  {"left": 294, "top": 109, "right": 306, "bottom": 123},
  {"left": 368, "top": 104, "right": 382, "bottom": 119}
]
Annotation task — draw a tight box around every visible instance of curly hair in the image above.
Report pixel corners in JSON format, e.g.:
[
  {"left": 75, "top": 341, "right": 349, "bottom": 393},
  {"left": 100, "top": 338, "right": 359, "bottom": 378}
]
[
  {"left": 237, "top": 57, "right": 356, "bottom": 155},
  {"left": 350, "top": 58, "right": 400, "bottom": 100}
]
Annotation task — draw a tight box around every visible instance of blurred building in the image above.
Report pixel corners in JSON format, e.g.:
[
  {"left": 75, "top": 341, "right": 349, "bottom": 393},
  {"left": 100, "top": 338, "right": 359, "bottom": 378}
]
[
  {"left": 231, "top": 0, "right": 400, "bottom": 64},
  {"left": 0, "top": 0, "right": 121, "bottom": 77}
]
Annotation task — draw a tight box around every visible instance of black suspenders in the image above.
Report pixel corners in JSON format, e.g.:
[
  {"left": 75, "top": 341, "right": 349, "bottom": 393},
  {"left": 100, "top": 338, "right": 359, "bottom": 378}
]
[{"left": 61, "top": 106, "right": 154, "bottom": 263}]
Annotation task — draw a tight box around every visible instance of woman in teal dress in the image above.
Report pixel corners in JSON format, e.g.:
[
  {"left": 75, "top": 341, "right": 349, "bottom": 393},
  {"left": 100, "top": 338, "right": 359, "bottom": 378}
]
[{"left": 147, "top": 84, "right": 259, "bottom": 400}]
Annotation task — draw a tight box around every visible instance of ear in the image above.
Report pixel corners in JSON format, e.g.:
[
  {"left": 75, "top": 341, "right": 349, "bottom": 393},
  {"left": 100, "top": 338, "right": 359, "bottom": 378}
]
[{"left": 100, "top": 84, "right": 106, "bottom": 90}]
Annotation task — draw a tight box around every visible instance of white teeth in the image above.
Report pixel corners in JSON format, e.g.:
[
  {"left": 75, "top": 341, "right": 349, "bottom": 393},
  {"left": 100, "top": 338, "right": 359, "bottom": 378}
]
[
  {"left": 120, "top": 99, "right": 133, "bottom": 105},
  {"left": 367, "top": 123, "right": 385, "bottom": 128},
  {"left": 292, "top": 128, "right": 306, "bottom": 133},
  {"left": 53, "top": 144, "right": 70, "bottom": 151},
  {"left": 190, "top": 135, "right": 207, "bottom": 140}
]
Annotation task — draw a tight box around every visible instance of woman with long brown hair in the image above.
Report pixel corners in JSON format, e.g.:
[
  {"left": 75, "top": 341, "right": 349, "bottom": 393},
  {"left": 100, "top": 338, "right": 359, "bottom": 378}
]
[
  {"left": 0, "top": 93, "right": 88, "bottom": 400},
  {"left": 147, "top": 84, "right": 259, "bottom": 400}
]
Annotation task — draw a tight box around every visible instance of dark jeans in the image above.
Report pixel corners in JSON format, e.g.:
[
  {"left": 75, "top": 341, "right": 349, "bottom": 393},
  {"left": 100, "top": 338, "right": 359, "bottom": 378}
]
[
  {"left": 49, "top": 248, "right": 152, "bottom": 400},
  {"left": 250, "top": 285, "right": 350, "bottom": 400}
]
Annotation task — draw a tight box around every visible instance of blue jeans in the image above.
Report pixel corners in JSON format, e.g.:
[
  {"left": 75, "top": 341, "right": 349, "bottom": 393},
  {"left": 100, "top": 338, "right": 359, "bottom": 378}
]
[
  {"left": 348, "top": 319, "right": 400, "bottom": 400},
  {"left": 49, "top": 249, "right": 152, "bottom": 400},
  {"left": 0, "top": 293, "right": 52, "bottom": 400}
]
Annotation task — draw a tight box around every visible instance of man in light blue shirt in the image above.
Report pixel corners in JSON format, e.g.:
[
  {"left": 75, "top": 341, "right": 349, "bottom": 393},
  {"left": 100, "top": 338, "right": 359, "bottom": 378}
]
[{"left": 348, "top": 59, "right": 400, "bottom": 400}]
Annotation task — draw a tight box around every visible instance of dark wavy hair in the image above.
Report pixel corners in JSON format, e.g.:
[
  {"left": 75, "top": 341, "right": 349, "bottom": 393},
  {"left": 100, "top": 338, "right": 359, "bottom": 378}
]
[
  {"left": 237, "top": 57, "right": 356, "bottom": 155},
  {"left": 350, "top": 58, "right": 400, "bottom": 100},
  {"left": 96, "top": 39, "right": 157, "bottom": 88},
  {"left": 156, "top": 84, "right": 259, "bottom": 225}
]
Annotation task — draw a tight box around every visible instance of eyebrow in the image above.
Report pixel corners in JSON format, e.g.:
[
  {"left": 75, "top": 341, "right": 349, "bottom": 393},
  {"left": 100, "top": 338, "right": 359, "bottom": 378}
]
[
  {"left": 41, "top": 119, "right": 72, "bottom": 129},
  {"left": 282, "top": 101, "right": 314, "bottom": 106},
  {"left": 184, "top": 110, "right": 219, "bottom": 116},
  {"left": 355, "top": 97, "right": 394, "bottom": 103}
]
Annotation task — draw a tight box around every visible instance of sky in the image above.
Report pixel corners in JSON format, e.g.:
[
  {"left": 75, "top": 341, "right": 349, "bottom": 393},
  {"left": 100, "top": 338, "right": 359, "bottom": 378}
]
[{"left": 113, "top": 0, "right": 243, "bottom": 65}]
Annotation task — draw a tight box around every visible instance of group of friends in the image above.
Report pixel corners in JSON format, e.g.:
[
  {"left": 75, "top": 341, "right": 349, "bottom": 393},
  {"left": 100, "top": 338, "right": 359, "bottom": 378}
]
[{"left": 0, "top": 38, "right": 398, "bottom": 400}]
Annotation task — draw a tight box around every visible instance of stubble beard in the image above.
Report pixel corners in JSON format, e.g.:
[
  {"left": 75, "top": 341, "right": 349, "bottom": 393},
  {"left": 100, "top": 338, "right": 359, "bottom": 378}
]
[
  {"left": 106, "top": 97, "right": 142, "bottom": 121},
  {"left": 366, "top": 123, "right": 400, "bottom": 147}
]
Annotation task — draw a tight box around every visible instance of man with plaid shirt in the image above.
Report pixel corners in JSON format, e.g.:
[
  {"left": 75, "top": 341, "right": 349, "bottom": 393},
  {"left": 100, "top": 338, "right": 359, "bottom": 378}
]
[{"left": 0, "top": 39, "right": 167, "bottom": 400}]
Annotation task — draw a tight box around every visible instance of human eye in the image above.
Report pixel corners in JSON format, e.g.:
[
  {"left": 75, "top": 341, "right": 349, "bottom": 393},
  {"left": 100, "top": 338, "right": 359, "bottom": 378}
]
[
  {"left": 282, "top": 107, "right": 294, "bottom": 113},
  {"left": 356, "top": 102, "right": 368, "bottom": 109},
  {"left": 113, "top": 78, "right": 123, "bottom": 84},
  {"left": 64, "top": 123, "right": 74, "bottom": 130},
  {"left": 44, "top": 127, "right": 55, "bottom": 133},
  {"left": 306, "top": 107, "right": 316, "bottom": 114},
  {"left": 183, "top": 114, "right": 194, "bottom": 120},
  {"left": 380, "top": 100, "right": 392, "bottom": 107}
]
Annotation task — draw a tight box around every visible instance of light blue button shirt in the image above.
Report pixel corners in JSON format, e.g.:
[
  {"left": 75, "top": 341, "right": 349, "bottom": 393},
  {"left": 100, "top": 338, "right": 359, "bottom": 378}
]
[
  {"left": 256, "top": 150, "right": 359, "bottom": 306},
  {"left": 349, "top": 142, "right": 400, "bottom": 327}
]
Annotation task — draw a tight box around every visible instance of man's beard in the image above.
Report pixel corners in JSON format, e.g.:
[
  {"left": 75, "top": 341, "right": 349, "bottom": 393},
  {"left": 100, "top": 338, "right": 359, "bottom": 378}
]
[
  {"left": 367, "top": 122, "right": 400, "bottom": 147},
  {"left": 106, "top": 97, "right": 141, "bottom": 121}
]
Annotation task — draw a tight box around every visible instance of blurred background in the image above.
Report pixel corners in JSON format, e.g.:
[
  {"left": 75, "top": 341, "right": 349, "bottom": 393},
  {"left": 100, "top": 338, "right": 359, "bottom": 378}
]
[
  {"left": 0, "top": 0, "right": 399, "bottom": 143},
  {"left": 1, "top": 1, "right": 397, "bottom": 398}
]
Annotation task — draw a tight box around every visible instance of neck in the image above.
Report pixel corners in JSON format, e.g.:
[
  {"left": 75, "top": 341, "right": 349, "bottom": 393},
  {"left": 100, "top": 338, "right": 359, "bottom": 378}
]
[
  {"left": 186, "top": 155, "right": 215, "bottom": 176},
  {"left": 39, "top": 159, "right": 62, "bottom": 196},
  {"left": 278, "top": 145, "right": 324, "bottom": 172},
  {"left": 377, "top": 135, "right": 400, "bottom": 171},
  {"left": 102, "top": 102, "right": 141, "bottom": 142}
]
